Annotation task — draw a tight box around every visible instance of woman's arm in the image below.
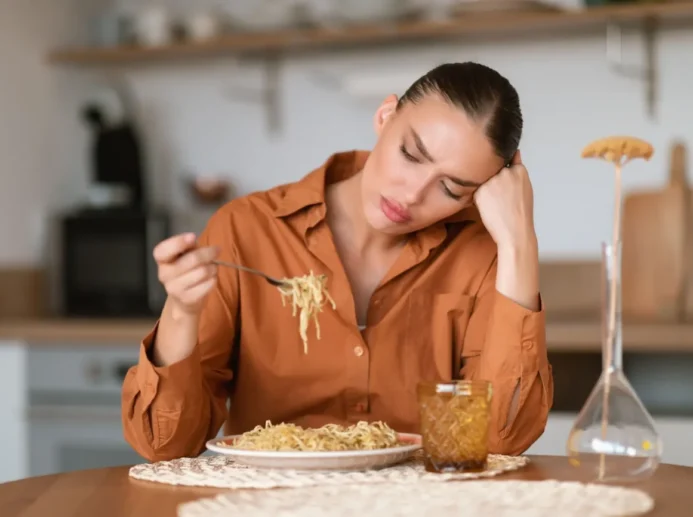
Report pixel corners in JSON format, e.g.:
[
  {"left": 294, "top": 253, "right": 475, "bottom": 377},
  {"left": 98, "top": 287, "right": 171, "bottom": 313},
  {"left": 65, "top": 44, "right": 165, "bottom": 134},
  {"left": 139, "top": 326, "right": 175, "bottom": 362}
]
[
  {"left": 460, "top": 243, "right": 554, "bottom": 456},
  {"left": 495, "top": 236, "right": 540, "bottom": 312},
  {"left": 464, "top": 150, "right": 553, "bottom": 454},
  {"left": 121, "top": 211, "right": 239, "bottom": 462}
]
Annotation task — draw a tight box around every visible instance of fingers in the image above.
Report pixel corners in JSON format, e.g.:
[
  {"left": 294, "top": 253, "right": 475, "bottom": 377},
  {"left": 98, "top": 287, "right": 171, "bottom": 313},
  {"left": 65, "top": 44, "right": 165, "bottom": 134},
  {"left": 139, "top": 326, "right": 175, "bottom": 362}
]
[
  {"left": 154, "top": 232, "right": 222, "bottom": 315},
  {"left": 511, "top": 149, "right": 523, "bottom": 166},
  {"left": 153, "top": 233, "right": 197, "bottom": 264},
  {"left": 165, "top": 263, "right": 218, "bottom": 299},
  {"left": 169, "top": 277, "right": 218, "bottom": 309},
  {"left": 158, "top": 246, "right": 219, "bottom": 284}
]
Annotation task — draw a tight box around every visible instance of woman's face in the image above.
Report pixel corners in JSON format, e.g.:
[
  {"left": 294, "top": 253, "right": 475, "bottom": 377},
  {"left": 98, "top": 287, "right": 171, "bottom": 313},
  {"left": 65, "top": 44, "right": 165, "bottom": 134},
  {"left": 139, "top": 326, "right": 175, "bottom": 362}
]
[{"left": 360, "top": 94, "right": 506, "bottom": 235}]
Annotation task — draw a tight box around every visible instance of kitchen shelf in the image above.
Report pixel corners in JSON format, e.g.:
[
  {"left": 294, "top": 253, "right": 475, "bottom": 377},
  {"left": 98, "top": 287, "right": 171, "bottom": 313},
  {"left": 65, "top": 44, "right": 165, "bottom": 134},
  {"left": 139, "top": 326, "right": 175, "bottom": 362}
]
[
  {"left": 48, "top": 2, "right": 693, "bottom": 65},
  {"left": 1, "top": 318, "right": 693, "bottom": 351}
]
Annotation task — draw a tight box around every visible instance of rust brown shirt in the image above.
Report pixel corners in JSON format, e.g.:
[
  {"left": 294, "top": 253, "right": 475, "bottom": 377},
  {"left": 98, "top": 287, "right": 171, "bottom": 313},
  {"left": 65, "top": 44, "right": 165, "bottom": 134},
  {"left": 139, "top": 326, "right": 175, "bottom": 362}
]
[{"left": 121, "top": 151, "right": 554, "bottom": 462}]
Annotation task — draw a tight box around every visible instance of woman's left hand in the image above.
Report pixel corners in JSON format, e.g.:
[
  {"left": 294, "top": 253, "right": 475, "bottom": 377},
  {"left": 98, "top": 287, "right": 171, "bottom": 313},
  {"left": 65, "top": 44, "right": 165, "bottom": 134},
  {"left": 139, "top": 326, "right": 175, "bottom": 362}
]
[{"left": 474, "top": 150, "right": 537, "bottom": 253}]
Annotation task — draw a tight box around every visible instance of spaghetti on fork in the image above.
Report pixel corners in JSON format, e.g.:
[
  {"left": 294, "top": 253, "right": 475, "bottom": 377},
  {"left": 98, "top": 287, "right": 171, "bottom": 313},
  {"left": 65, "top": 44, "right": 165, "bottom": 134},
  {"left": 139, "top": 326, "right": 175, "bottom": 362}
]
[{"left": 277, "top": 270, "right": 336, "bottom": 354}]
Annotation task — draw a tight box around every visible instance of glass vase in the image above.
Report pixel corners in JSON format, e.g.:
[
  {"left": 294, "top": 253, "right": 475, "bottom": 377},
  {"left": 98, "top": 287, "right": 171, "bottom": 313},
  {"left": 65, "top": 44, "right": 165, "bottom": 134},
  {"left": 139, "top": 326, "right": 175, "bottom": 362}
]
[{"left": 566, "top": 241, "right": 662, "bottom": 482}]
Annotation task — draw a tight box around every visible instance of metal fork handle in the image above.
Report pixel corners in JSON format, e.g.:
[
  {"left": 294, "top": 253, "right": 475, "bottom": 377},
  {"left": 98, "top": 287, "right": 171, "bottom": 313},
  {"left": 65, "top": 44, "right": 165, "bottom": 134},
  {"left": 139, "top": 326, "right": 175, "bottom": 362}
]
[{"left": 213, "top": 260, "right": 285, "bottom": 286}]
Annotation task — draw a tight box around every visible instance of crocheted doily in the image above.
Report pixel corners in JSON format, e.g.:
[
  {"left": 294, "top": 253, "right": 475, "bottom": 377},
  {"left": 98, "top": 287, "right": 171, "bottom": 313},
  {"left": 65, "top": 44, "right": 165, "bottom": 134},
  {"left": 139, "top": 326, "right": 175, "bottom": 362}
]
[
  {"left": 129, "top": 453, "right": 528, "bottom": 489},
  {"left": 177, "top": 480, "right": 655, "bottom": 517}
]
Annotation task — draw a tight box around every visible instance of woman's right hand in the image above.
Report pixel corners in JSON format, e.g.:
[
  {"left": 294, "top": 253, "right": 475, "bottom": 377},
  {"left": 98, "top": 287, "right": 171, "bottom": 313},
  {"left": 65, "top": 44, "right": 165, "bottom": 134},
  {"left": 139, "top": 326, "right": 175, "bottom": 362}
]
[{"left": 153, "top": 233, "right": 220, "bottom": 318}]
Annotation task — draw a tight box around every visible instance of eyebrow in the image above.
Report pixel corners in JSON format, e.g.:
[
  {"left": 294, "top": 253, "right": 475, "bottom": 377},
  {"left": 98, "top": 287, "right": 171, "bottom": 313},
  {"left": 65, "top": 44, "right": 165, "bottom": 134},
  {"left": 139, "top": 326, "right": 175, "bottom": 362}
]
[
  {"left": 411, "top": 128, "right": 435, "bottom": 163},
  {"left": 410, "top": 126, "right": 482, "bottom": 188},
  {"left": 448, "top": 176, "right": 482, "bottom": 188}
]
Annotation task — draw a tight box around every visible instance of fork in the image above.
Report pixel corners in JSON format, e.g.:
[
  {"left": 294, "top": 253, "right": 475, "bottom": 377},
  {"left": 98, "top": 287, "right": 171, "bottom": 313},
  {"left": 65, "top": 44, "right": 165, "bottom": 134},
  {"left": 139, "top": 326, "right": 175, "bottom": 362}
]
[{"left": 213, "top": 260, "right": 287, "bottom": 287}]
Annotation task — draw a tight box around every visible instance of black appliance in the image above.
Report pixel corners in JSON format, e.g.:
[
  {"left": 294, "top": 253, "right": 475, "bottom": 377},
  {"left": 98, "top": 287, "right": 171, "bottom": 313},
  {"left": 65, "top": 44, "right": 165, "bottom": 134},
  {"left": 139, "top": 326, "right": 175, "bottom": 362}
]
[
  {"left": 60, "top": 208, "right": 170, "bottom": 317},
  {"left": 82, "top": 87, "right": 146, "bottom": 210}
]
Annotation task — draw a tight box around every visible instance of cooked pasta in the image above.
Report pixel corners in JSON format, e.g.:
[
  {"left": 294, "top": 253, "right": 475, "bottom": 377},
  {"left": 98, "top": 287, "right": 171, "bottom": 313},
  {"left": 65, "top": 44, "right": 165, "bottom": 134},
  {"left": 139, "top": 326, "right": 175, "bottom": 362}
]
[
  {"left": 277, "top": 270, "right": 337, "bottom": 354},
  {"left": 226, "top": 421, "right": 400, "bottom": 452}
]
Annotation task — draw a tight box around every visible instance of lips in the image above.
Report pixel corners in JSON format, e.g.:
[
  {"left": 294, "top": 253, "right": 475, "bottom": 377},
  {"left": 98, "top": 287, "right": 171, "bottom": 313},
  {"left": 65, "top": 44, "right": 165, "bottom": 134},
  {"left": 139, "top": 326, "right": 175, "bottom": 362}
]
[{"left": 380, "top": 196, "right": 411, "bottom": 224}]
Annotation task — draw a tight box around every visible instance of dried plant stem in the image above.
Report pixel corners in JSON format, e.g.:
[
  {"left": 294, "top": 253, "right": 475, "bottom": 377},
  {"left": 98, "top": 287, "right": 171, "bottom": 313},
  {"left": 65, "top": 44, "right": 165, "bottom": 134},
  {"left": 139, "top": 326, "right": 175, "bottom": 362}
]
[{"left": 599, "top": 161, "right": 623, "bottom": 480}]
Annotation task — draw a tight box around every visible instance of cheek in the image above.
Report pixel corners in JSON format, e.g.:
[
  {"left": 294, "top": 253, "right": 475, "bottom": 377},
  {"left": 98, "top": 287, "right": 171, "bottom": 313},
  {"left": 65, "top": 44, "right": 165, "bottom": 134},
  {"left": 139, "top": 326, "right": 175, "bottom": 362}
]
[
  {"left": 366, "top": 152, "right": 395, "bottom": 192},
  {"left": 418, "top": 192, "right": 474, "bottom": 222},
  {"left": 361, "top": 167, "right": 380, "bottom": 199}
]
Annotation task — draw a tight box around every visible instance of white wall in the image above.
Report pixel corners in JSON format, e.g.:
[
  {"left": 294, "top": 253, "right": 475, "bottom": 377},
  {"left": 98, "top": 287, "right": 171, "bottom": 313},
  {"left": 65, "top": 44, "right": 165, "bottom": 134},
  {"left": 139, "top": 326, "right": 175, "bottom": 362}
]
[
  {"left": 0, "top": 0, "right": 117, "bottom": 265},
  {"left": 2, "top": 1, "right": 693, "bottom": 266}
]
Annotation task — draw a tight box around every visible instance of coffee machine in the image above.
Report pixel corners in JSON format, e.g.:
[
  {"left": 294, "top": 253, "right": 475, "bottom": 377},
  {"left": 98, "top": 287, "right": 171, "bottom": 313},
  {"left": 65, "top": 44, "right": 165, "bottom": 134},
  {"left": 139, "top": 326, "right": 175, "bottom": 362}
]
[
  {"left": 57, "top": 87, "right": 170, "bottom": 317},
  {"left": 81, "top": 87, "right": 146, "bottom": 210}
]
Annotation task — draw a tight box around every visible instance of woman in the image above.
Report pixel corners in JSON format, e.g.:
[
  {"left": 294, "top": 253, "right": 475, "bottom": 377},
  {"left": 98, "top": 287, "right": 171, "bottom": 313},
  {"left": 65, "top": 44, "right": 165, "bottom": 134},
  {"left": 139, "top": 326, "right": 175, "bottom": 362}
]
[{"left": 122, "top": 62, "right": 554, "bottom": 462}]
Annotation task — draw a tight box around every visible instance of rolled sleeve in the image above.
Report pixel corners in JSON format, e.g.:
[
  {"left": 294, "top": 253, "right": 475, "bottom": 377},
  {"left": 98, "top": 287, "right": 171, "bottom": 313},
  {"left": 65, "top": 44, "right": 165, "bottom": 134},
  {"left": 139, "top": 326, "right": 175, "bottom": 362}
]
[
  {"left": 478, "top": 291, "right": 546, "bottom": 377},
  {"left": 462, "top": 288, "right": 554, "bottom": 456},
  {"left": 122, "top": 324, "right": 209, "bottom": 460},
  {"left": 121, "top": 207, "right": 239, "bottom": 462},
  {"left": 134, "top": 324, "right": 205, "bottom": 413}
]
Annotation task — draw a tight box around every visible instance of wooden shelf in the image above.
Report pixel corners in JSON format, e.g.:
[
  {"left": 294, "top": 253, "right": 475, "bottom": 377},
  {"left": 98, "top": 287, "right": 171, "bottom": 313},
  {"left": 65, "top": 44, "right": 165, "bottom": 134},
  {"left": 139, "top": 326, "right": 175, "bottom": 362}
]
[
  {"left": 0, "top": 317, "right": 693, "bottom": 351},
  {"left": 48, "top": 2, "right": 693, "bottom": 65}
]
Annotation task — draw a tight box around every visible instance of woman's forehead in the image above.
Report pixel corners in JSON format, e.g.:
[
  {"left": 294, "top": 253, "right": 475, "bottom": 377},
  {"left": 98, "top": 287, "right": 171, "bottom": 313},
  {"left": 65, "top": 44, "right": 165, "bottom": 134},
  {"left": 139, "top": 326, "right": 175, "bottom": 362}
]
[{"left": 395, "top": 99, "right": 504, "bottom": 183}]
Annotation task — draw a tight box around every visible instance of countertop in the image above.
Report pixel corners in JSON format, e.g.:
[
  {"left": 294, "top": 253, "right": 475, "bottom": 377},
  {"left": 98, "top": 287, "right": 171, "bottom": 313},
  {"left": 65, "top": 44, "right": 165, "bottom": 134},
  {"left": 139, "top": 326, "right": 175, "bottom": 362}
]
[
  {"left": 1, "top": 317, "right": 693, "bottom": 351},
  {"left": 0, "top": 318, "right": 154, "bottom": 344}
]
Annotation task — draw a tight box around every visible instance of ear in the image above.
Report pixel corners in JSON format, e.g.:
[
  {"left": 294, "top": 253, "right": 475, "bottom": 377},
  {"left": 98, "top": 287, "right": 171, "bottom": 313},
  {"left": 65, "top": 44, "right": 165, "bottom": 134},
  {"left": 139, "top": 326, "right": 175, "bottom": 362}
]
[{"left": 373, "top": 94, "right": 398, "bottom": 136}]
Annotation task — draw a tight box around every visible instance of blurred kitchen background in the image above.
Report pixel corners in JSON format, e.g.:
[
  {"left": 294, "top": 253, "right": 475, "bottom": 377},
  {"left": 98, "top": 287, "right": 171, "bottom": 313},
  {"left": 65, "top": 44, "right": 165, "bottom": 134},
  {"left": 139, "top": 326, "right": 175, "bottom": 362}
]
[{"left": 1, "top": 0, "right": 693, "bottom": 483}]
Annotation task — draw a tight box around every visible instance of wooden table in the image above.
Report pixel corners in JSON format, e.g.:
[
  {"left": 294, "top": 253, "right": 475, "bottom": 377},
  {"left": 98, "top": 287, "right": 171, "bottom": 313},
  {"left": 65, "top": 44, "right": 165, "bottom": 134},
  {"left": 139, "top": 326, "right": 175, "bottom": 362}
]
[{"left": 2, "top": 456, "right": 692, "bottom": 516}]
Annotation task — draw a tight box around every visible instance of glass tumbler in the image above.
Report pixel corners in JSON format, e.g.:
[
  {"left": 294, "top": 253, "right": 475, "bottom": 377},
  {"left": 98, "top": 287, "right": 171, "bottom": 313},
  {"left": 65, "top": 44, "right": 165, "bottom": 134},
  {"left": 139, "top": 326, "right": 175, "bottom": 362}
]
[{"left": 417, "top": 380, "right": 493, "bottom": 473}]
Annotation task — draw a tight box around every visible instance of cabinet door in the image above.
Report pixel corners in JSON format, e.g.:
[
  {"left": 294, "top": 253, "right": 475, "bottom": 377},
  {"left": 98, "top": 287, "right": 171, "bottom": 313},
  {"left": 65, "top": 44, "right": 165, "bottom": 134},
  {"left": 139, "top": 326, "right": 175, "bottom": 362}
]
[
  {"left": 525, "top": 413, "right": 693, "bottom": 467},
  {"left": 0, "top": 342, "right": 28, "bottom": 483},
  {"left": 654, "top": 417, "right": 693, "bottom": 467},
  {"left": 525, "top": 412, "right": 576, "bottom": 457}
]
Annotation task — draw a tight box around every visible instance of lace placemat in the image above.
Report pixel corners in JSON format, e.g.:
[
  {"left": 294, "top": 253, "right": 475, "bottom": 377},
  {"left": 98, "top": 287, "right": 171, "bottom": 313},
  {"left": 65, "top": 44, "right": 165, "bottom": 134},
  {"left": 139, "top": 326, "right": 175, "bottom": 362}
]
[
  {"left": 177, "top": 480, "right": 655, "bottom": 517},
  {"left": 129, "top": 453, "right": 528, "bottom": 489}
]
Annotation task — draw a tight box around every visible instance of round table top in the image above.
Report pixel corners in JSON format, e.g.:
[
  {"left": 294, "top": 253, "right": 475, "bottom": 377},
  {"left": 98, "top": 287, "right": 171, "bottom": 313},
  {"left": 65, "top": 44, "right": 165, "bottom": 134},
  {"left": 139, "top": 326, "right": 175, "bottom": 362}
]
[{"left": 2, "top": 455, "right": 692, "bottom": 517}]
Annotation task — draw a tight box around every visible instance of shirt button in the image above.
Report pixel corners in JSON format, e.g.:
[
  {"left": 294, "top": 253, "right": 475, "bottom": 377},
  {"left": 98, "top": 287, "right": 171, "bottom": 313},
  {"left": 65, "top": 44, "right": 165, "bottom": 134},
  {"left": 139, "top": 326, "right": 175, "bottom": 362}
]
[{"left": 353, "top": 346, "right": 364, "bottom": 357}]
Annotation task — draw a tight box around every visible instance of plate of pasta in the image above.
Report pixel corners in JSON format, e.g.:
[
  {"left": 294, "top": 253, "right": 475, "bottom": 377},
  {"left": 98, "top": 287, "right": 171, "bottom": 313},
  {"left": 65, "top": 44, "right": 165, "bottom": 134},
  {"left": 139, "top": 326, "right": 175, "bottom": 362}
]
[{"left": 206, "top": 421, "right": 422, "bottom": 471}]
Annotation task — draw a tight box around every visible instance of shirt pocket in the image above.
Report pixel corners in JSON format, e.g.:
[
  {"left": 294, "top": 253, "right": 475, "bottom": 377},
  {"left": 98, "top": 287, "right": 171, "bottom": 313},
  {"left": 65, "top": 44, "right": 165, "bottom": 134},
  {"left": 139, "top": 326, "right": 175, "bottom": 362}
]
[{"left": 406, "top": 291, "right": 475, "bottom": 381}]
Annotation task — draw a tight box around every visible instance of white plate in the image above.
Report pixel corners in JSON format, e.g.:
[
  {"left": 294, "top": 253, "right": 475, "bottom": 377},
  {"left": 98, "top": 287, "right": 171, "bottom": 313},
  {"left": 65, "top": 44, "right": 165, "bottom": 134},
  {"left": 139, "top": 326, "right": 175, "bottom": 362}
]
[{"left": 206, "top": 432, "right": 422, "bottom": 471}]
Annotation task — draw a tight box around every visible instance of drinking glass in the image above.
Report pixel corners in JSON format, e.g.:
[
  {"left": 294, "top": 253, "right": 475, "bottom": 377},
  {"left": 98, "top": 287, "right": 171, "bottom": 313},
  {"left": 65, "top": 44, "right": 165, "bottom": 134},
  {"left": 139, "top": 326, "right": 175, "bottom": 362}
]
[{"left": 417, "top": 380, "right": 492, "bottom": 473}]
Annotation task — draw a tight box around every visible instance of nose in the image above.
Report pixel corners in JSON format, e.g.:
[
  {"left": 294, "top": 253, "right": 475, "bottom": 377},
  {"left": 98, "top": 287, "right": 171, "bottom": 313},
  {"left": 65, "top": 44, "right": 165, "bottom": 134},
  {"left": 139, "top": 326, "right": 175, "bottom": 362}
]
[{"left": 402, "top": 170, "right": 432, "bottom": 206}]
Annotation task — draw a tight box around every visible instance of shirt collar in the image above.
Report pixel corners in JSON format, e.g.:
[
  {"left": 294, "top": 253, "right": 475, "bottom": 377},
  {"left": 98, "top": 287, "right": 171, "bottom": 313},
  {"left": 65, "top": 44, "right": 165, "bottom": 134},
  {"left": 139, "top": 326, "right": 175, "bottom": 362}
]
[{"left": 273, "top": 150, "right": 369, "bottom": 219}]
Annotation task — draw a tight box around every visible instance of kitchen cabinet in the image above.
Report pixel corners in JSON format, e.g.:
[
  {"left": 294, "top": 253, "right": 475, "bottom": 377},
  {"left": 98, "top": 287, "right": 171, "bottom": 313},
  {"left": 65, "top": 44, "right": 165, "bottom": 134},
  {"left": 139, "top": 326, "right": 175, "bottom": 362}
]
[
  {"left": 527, "top": 412, "right": 693, "bottom": 467},
  {"left": 24, "top": 343, "right": 144, "bottom": 477},
  {"left": 0, "top": 341, "right": 28, "bottom": 483}
]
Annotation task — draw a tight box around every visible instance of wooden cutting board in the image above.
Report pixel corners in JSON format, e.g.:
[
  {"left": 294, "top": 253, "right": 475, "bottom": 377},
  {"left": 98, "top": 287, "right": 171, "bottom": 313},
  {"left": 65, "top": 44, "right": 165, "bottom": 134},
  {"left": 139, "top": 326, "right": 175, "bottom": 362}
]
[
  {"left": 685, "top": 171, "right": 693, "bottom": 322},
  {"left": 621, "top": 141, "right": 692, "bottom": 322}
]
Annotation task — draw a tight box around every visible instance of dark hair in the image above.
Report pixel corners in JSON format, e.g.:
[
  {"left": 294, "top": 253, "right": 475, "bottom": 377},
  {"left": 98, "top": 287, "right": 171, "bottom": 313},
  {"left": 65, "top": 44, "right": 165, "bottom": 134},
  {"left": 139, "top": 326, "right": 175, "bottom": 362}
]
[{"left": 397, "top": 62, "right": 522, "bottom": 163}]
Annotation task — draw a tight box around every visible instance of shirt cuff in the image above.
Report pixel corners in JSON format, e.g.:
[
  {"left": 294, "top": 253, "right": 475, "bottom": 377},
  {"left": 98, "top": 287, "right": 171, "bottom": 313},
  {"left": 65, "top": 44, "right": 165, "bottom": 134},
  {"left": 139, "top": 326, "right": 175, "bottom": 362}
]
[
  {"left": 135, "top": 321, "right": 204, "bottom": 412},
  {"left": 493, "top": 291, "right": 546, "bottom": 348},
  {"left": 480, "top": 291, "right": 546, "bottom": 377}
]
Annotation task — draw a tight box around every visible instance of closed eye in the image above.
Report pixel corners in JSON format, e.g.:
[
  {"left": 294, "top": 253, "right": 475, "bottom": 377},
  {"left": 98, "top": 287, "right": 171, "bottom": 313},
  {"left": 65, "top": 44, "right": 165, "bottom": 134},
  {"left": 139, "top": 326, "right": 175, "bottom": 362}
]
[
  {"left": 441, "top": 181, "right": 463, "bottom": 200},
  {"left": 400, "top": 144, "right": 420, "bottom": 163}
]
